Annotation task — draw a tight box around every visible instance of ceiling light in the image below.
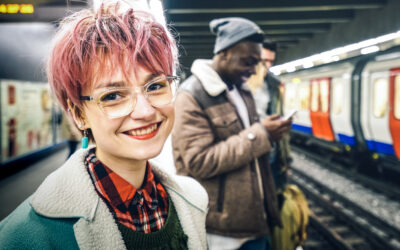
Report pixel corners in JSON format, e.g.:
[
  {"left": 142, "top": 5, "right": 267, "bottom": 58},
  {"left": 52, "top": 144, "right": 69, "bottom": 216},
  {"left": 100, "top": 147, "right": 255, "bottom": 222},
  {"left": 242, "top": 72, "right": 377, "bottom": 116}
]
[
  {"left": 360, "top": 45, "right": 380, "bottom": 54},
  {"left": 271, "top": 30, "right": 400, "bottom": 74}
]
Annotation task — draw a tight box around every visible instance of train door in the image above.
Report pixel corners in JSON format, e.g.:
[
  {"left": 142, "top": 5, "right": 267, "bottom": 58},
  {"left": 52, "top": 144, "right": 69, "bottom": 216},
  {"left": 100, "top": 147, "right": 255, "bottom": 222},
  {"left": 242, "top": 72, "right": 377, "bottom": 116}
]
[
  {"left": 295, "top": 81, "right": 312, "bottom": 134},
  {"left": 309, "top": 78, "right": 335, "bottom": 141},
  {"left": 330, "top": 73, "right": 356, "bottom": 146},
  {"left": 389, "top": 68, "right": 400, "bottom": 159},
  {"left": 364, "top": 71, "right": 395, "bottom": 155},
  {"left": 283, "top": 80, "right": 312, "bottom": 134}
]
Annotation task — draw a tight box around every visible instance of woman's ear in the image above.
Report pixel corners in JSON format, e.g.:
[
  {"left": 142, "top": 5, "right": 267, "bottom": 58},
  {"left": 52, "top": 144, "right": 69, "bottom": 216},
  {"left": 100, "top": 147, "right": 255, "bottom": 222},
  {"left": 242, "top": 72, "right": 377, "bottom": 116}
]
[{"left": 67, "top": 99, "right": 88, "bottom": 130}]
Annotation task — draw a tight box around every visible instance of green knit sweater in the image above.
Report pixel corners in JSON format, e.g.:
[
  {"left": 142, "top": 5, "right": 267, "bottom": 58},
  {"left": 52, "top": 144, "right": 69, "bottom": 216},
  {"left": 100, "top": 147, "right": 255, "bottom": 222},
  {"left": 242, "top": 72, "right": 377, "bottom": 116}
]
[{"left": 117, "top": 200, "right": 188, "bottom": 250}]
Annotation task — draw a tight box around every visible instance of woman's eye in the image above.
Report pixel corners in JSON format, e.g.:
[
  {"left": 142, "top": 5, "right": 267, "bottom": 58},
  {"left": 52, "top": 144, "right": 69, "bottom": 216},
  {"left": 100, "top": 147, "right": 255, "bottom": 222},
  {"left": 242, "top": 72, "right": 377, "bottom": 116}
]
[
  {"left": 100, "top": 91, "right": 125, "bottom": 102},
  {"left": 147, "top": 82, "right": 167, "bottom": 92}
]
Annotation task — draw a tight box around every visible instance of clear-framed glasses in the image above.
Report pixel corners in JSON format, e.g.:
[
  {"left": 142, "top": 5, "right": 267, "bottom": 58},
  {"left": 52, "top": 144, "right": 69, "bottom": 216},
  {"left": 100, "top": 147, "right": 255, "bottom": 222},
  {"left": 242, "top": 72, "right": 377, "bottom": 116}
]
[{"left": 80, "top": 75, "right": 179, "bottom": 119}]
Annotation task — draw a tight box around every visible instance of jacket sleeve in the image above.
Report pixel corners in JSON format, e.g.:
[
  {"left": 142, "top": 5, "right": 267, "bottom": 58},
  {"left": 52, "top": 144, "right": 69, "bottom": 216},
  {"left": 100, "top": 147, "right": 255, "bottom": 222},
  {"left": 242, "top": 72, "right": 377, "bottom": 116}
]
[
  {"left": 0, "top": 199, "right": 79, "bottom": 250},
  {"left": 172, "top": 91, "right": 272, "bottom": 179}
]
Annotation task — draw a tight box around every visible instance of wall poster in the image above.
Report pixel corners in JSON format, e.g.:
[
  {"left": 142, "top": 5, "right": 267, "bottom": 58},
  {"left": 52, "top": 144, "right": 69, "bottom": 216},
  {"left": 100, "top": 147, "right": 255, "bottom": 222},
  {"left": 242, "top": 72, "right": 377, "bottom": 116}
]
[{"left": 1, "top": 80, "right": 53, "bottom": 162}]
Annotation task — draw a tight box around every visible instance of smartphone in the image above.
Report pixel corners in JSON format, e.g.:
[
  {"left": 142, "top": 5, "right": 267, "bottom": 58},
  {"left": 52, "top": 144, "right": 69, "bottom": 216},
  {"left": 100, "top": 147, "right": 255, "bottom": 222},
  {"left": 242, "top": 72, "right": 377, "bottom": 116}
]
[{"left": 281, "top": 110, "right": 297, "bottom": 121}]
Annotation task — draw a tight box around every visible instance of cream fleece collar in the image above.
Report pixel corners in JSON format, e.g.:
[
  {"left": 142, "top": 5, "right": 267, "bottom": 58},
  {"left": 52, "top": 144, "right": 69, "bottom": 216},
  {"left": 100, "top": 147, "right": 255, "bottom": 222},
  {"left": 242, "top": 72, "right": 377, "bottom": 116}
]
[
  {"left": 191, "top": 59, "right": 252, "bottom": 96},
  {"left": 30, "top": 147, "right": 207, "bottom": 219},
  {"left": 29, "top": 147, "right": 208, "bottom": 250},
  {"left": 191, "top": 59, "right": 227, "bottom": 96}
]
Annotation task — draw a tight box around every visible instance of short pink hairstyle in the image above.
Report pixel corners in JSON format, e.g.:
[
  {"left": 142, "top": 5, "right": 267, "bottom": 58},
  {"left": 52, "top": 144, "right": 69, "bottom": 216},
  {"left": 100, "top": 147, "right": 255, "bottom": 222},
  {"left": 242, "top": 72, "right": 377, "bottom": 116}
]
[{"left": 47, "top": 2, "right": 177, "bottom": 114}]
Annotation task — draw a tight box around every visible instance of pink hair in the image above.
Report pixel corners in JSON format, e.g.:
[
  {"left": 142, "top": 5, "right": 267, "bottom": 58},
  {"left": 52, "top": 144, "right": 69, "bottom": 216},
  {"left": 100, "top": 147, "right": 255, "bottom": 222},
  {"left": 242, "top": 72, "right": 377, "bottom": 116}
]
[{"left": 47, "top": 2, "right": 177, "bottom": 114}]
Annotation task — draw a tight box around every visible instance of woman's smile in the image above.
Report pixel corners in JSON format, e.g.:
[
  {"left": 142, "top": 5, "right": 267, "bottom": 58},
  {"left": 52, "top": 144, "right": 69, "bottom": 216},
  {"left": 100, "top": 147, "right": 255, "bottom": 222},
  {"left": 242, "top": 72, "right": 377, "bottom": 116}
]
[{"left": 123, "top": 121, "right": 162, "bottom": 140}]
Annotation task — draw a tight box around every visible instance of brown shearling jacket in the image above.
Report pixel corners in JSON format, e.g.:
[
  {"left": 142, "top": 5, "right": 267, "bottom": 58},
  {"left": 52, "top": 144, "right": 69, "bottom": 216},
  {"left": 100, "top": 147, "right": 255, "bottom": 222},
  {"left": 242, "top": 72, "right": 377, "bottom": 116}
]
[{"left": 172, "top": 59, "right": 282, "bottom": 238}]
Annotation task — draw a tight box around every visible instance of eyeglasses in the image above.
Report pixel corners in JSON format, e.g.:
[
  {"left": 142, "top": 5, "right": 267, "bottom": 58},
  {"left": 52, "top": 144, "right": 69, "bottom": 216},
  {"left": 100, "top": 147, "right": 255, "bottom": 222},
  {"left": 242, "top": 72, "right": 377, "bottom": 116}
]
[{"left": 80, "top": 75, "right": 179, "bottom": 119}]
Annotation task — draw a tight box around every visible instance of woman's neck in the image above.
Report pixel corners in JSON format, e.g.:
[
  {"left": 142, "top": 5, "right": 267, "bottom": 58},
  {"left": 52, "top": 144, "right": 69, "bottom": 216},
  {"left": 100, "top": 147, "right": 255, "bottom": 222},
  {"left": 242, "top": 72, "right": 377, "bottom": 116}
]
[{"left": 95, "top": 148, "right": 147, "bottom": 188}]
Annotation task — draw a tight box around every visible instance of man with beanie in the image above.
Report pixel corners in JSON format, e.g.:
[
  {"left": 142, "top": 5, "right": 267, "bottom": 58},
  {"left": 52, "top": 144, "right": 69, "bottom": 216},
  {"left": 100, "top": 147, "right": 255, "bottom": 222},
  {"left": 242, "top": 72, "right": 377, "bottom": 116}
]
[{"left": 172, "top": 17, "right": 292, "bottom": 250}]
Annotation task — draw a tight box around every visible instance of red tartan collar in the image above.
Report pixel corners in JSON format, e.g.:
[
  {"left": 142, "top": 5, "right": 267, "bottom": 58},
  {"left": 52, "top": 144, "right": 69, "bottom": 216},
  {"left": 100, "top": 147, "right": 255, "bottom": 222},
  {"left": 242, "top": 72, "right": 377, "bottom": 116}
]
[{"left": 85, "top": 149, "right": 160, "bottom": 212}]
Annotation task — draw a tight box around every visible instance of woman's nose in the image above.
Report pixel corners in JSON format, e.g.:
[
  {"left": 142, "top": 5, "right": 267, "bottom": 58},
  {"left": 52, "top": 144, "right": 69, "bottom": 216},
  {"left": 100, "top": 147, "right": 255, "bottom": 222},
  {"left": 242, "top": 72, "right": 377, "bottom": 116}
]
[{"left": 129, "top": 94, "right": 156, "bottom": 120}]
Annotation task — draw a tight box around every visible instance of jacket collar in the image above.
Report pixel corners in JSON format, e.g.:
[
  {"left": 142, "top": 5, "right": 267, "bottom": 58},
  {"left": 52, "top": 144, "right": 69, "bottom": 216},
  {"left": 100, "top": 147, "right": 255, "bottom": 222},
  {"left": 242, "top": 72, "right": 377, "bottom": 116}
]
[
  {"left": 29, "top": 147, "right": 207, "bottom": 250},
  {"left": 191, "top": 59, "right": 251, "bottom": 97},
  {"left": 30, "top": 146, "right": 99, "bottom": 221},
  {"left": 30, "top": 146, "right": 206, "bottom": 219}
]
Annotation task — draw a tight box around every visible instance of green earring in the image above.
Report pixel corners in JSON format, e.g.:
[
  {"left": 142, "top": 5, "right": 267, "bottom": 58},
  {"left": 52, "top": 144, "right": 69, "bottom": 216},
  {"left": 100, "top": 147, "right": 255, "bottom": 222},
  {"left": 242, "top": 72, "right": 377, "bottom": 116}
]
[{"left": 82, "top": 130, "right": 89, "bottom": 149}]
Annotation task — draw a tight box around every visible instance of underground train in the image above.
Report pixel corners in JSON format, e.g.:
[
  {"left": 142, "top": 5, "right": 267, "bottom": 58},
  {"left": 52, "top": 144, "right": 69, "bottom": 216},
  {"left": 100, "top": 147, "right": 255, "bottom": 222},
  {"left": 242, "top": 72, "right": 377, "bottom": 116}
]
[{"left": 279, "top": 46, "right": 400, "bottom": 182}]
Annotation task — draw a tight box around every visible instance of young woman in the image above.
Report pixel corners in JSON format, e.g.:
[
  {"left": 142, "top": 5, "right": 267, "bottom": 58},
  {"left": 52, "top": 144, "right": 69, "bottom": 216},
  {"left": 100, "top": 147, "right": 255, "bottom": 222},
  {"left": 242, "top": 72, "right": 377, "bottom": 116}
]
[{"left": 0, "top": 3, "right": 208, "bottom": 249}]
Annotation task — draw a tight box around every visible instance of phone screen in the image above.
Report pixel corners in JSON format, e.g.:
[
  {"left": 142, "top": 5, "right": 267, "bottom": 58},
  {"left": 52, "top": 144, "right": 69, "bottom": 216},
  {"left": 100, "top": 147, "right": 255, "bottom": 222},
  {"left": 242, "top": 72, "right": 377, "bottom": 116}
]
[{"left": 282, "top": 110, "right": 297, "bottom": 121}]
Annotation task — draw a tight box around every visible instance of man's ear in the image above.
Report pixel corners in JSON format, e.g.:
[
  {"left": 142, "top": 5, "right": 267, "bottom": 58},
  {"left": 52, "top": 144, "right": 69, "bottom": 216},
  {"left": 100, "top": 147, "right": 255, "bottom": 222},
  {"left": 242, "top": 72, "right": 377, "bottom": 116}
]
[
  {"left": 220, "top": 50, "right": 229, "bottom": 61},
  {"left": 67, "top": 99, "right": 88, "bottom": 130}
]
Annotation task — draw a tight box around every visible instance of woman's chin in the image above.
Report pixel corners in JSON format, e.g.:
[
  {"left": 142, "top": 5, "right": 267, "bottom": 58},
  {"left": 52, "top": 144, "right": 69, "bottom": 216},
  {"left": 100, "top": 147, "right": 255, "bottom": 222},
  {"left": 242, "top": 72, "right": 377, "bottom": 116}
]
[{"left": 130, "top": 144, "right": 164, "bottom": 161}]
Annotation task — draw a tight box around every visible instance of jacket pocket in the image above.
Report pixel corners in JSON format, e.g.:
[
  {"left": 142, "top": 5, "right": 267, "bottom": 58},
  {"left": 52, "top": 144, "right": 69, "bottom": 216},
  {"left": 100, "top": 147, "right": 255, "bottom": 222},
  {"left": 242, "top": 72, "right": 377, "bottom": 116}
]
[{"left": 211, "top": 112, "right": 242, "bottom": 139}]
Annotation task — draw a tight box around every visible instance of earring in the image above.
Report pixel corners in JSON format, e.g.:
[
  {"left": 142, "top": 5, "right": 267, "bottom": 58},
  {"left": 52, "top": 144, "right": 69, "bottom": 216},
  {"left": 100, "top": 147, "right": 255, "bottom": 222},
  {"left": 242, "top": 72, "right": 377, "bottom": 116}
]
[{"left": 82, "top": 130, "right": 89, "bottom": 149}]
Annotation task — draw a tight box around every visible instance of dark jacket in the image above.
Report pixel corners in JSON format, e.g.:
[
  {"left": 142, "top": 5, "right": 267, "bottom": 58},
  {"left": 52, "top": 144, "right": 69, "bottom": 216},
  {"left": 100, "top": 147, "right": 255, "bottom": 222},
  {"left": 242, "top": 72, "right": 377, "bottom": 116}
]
[
  {"left": 172, "top": 59, "right": 282, "bottom": 238},
  {"left": 265, "top": 73, "right": 291, "bottom": 191}
]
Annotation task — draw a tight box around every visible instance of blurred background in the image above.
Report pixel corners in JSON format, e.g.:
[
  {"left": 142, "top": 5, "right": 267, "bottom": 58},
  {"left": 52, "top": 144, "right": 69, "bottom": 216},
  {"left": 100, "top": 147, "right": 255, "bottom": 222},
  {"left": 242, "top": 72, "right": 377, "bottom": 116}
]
[{"left": 0, "top": 1, "right": 399, "bottom": 249}]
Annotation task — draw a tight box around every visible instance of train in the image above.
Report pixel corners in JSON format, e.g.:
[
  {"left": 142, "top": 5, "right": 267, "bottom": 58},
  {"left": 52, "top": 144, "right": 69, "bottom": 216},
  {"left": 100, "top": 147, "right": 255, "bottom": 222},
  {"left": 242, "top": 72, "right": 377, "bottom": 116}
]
[{"left": 279, "top": 46, "right": 400, "bottom": 183}]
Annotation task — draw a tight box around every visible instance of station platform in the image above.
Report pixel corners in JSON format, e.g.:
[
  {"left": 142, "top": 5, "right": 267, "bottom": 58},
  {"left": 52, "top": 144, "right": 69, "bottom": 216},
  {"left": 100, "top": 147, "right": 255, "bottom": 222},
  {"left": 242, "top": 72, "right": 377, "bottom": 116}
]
[{"left": 0, "top": 147, "right": 69, "bottom": 220}]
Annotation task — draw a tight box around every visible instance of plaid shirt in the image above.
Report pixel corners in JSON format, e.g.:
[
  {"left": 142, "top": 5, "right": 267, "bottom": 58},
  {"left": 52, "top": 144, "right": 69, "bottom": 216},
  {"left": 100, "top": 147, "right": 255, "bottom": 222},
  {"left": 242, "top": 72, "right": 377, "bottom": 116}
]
[{"left": 85, "top": 149, "right": 169, "bottom": 233}]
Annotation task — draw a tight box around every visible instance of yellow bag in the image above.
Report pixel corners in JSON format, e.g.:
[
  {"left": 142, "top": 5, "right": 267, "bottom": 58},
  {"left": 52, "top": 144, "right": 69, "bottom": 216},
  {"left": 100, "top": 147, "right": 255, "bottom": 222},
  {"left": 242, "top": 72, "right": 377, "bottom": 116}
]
[{"left": 271, "top": 185, "right": 310, "bottom": 250}]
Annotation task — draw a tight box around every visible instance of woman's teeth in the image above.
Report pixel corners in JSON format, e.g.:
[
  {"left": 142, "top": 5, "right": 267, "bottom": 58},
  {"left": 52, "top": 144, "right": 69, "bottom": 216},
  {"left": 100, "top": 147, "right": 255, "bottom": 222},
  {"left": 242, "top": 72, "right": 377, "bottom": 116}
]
[{"left": 128, "top": 124, "right": 158, "bottom": 136}]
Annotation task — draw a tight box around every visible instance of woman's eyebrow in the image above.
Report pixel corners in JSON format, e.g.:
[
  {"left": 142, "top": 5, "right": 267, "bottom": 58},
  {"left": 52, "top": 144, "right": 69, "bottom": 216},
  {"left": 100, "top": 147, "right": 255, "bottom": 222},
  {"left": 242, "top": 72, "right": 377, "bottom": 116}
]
[
  {"left": 96, "top": 81, "right": 126, "bottom": 89},
  {"left": 142, "top": 73, "right": 162, "bottom": 84},
  {"left": 95, "top": 73, "right": 162, "bottom": 89}
]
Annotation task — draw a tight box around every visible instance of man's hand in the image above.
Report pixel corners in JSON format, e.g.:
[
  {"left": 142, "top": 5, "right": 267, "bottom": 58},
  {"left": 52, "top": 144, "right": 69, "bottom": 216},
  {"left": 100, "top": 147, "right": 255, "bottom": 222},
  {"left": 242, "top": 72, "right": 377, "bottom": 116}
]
[{"left": 261, "top": 114, "right": 292, "bottom": 142}]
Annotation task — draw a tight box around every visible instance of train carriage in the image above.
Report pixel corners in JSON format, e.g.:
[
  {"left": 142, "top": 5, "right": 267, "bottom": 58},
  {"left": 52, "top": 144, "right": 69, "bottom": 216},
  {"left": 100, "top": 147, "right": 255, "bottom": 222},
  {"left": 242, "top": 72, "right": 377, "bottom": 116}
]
[
  {"left": 280, "top": 48, "right": 400, "bottom": 180},
  {"left": 360, "top": 54, "right": 400, "bottom": 163},
  {"left": 281, "top": 62, "right": 356, "bottom": 154}
]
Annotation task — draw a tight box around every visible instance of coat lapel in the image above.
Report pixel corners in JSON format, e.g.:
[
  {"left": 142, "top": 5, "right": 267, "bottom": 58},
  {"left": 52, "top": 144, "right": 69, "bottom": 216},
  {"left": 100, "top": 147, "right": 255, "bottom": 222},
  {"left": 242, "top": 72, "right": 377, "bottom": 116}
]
[
  {"left": 150, "top": 160, "right": 208, "bottom": 249},
  {"left": 73, "top": 199, "right": 126, "bottom": 250},
  {"left": 30, "top": 147, "right": 126, "bottom": 250},
  {"left": 30, "top": 148, "right": 206, "bottom": 250}
]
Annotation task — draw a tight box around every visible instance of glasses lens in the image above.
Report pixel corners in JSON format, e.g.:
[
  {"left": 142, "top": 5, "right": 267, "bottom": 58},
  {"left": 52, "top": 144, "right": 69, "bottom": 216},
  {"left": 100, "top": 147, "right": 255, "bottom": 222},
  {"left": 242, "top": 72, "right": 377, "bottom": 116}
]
[
  {"left": 95, "top": 76, "right": 178, "bottom": 119},
  {"left": 146, "top": 76, "right": 178, "bottom": 107},
  {"left": 98, "top": 88, "right": 133, "bottom": 118}
]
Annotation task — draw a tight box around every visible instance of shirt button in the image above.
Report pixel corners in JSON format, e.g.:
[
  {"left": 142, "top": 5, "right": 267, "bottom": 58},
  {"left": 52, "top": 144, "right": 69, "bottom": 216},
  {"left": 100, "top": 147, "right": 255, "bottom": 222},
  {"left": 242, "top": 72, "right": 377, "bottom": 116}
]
[{"left": 247, "top": 133, "right": 256, "bottom": 140}]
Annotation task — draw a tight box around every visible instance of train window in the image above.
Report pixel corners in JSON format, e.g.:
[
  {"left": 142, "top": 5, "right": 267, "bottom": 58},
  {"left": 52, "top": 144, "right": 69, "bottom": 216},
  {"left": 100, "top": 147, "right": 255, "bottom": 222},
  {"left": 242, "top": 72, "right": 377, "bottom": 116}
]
[
  {"left": 299, "top": 85, "right": 310, "bottom": 110},
  {"left": 395, "top": 75, "right": 400, "bottom": 119},
  {"left": 284, "top": 84, "right": 297, "bottom": 110},
  {"left": 320, "top": 79, "right": 330, "bottom": 113},
  {"left": 373, "top": 78, "right": 388, "bottom": 118},
  {"left": 332, "top": 79, "right": 343, "bottom": 114},
  {"left": 311, "top": 81, "right": 319, "bottom": 112}
]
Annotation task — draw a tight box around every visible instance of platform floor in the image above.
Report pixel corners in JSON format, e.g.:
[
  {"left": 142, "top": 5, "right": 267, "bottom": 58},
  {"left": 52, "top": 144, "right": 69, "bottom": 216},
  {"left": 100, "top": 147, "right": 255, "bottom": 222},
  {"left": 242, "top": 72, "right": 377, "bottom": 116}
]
[{"left": 0, "top": 148, "right": 69, "bottom": 220}]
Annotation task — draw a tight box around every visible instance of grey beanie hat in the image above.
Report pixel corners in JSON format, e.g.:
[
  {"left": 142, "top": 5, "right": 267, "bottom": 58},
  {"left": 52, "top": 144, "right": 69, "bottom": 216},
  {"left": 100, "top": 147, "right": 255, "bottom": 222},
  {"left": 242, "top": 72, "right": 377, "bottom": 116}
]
[{"left": 210, "top": 17, "right": 264, "bottom": 54}]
